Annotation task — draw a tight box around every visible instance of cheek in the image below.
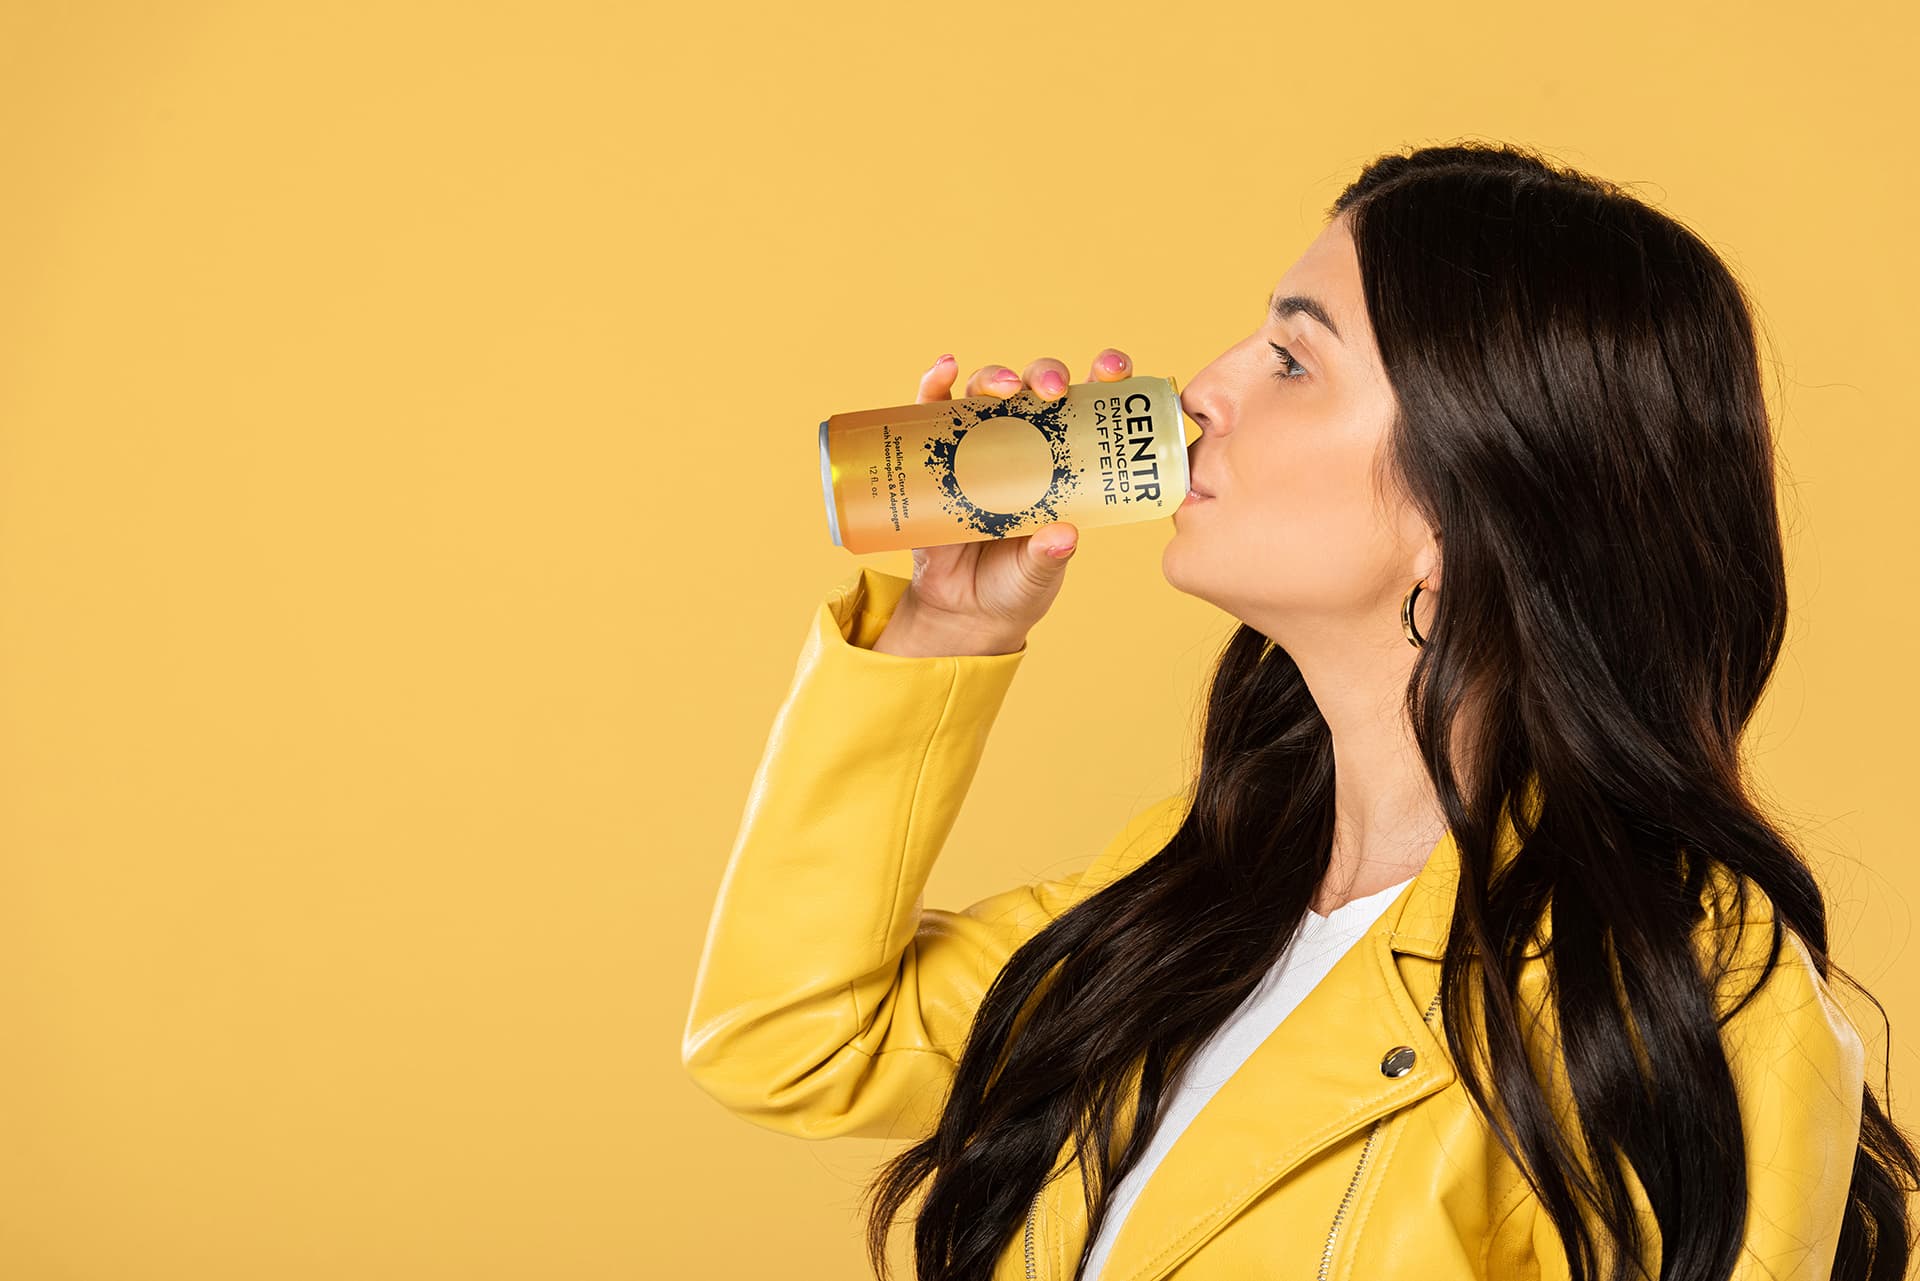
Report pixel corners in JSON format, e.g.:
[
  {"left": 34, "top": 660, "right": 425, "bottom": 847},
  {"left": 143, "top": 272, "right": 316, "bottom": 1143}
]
[{"left": 1225, "top": 430, "right": 1396, "bottom": 597}]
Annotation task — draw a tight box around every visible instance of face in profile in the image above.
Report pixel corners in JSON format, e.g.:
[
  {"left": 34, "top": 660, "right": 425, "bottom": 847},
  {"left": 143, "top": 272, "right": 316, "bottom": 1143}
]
[{"left": 1164, "top": 214, "right": 1439, "bottom": 652}]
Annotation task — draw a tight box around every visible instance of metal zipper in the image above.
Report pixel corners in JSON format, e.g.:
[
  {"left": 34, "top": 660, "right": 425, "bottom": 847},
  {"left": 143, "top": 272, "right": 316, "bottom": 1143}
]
[
  {"left": 1317, "top": 988, "right": 1444, "bottom": 1281},
  {"left": 1025, "top": 1192, "right": 1039, "bottom": 1280}
]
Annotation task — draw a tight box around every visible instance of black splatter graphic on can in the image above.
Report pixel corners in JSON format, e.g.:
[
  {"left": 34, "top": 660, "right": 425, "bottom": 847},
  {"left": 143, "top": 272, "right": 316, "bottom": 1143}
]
[{"left": 923, "top": 391, "right": 1080, "bottom": 538}]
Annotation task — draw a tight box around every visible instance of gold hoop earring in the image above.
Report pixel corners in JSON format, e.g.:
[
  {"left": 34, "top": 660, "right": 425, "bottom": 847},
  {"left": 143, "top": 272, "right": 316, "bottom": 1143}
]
[{"left": 1401, "top": 577, "right": 1429, "bottom": 649}]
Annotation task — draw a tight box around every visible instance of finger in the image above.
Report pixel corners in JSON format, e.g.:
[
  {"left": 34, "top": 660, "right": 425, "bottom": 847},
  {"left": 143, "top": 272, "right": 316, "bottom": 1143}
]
[
  {"left": 967, "top": 363, "right": 1025, "bottom": 399},
  {"left": 916, "top": 353, "right": 957, "bottom": 404},
  {"left": 1089, "top": 349, "right": 1131, "bottom": 382},
  {"left": 1022, "top": 357, "right": 1072, "bottom": 402},
  {"left": 1031, "top": 520, "right": 1079, "bottom": 560}
]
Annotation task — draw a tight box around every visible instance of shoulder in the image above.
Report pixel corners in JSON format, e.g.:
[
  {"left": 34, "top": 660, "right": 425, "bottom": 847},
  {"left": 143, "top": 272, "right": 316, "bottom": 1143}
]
[
  {"left": 1688, "top": 861, "right": 1836, "bottom": 1016},
  {"left": 1686, "top": 860, "right": 1866, "bottom": 1108},
  {"left": 1513, "top": 859, "right": 1864, "bottom": 1099}
]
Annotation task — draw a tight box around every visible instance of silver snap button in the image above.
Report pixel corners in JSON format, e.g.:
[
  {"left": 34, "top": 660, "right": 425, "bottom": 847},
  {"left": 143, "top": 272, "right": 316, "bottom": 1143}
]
[{"left": 1381, "top": 1046, "right": 1417, "bottom": 1078}]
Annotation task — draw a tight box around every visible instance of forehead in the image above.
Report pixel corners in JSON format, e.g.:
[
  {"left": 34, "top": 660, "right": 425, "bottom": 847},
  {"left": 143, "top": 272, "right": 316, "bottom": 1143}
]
[
  {"left": 1269, "top": 220, "right": 1365, "bottom": 341},
  {"left": 1274, "top": 220, "right": 1367, "bottom": 307}
]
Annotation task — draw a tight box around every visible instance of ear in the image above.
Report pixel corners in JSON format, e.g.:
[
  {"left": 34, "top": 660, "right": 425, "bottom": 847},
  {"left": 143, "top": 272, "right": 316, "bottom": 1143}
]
[{"left": 1415, "top": 530, "right": 1443, "bottom": 594}]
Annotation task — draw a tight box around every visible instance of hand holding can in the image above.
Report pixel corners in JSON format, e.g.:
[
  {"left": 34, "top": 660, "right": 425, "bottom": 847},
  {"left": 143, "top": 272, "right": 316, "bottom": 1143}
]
[
  {"left": 842, "top": 350, "right": 1175, "bottom": 657},
  {"left": 819, "top": 352, "right": 1187, "bottom": 556}
]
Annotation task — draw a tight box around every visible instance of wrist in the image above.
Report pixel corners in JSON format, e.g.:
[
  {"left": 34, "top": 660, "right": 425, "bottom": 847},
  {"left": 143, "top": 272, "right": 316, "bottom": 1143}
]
[{"left": 870, "top": 601, "right": 1027, "bottom": 658}]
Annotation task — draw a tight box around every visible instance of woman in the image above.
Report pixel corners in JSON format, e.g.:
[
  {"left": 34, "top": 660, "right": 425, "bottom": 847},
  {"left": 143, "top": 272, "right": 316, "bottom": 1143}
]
[{"left": 681, "top": 141, "right": 1917, "bottom": 1281}]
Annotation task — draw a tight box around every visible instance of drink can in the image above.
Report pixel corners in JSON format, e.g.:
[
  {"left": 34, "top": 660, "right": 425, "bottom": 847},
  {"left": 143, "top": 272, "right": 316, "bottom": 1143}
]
[{"left": 818, "top": 374, "right": 1190, "bottom": 554}]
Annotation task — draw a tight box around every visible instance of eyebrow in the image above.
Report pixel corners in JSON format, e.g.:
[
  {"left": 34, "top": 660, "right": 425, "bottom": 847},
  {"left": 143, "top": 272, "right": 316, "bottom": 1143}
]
[{"left": 1267, "top": 291, "right": 1344, "bottom": 345}]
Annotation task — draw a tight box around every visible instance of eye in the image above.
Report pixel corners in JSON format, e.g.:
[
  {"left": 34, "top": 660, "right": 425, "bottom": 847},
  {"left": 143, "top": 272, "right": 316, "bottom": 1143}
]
[{"left": 1269, "top": 341, "right": 1307, "bottom": 382}]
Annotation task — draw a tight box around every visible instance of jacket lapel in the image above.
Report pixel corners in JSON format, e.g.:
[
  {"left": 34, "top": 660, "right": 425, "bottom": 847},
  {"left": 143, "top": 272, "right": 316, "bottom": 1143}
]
[{"left": 1090, "top": 783, "right": 1536, "bottom": 1281}]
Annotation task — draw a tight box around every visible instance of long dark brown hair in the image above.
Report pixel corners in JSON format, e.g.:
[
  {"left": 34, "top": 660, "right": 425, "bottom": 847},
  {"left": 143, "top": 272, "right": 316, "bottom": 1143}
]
[{"left": 858, "top": 141, "right": 1918, "bottom": 1281}]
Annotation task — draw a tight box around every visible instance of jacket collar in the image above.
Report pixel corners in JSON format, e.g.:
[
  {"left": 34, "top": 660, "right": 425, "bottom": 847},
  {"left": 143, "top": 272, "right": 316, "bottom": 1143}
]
[
  {"left": 1382, "top": 773, "right": 1538, "bottom": 960},
  {"left": 1075, "top": 776, "right": 1540, "bottom": 1281}
]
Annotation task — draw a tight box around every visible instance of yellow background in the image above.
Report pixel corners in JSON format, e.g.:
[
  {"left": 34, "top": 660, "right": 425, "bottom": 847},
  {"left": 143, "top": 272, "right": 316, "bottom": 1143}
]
[{"left": 0, "top": 2, "right": 1912, "bottom": 1277}]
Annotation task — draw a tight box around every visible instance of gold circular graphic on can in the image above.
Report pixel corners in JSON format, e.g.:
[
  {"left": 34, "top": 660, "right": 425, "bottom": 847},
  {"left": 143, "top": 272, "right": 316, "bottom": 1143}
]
[
  {"left": 924, "top": 390, "right": 1079, "bottom": 537},
  {"left": 950, "top": 416, "right": 1054, "bottom": 514}
]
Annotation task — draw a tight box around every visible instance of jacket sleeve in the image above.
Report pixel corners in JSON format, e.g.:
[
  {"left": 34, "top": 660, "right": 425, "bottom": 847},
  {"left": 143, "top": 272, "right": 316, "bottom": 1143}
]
[
  {"left": 1528, "top": 885, "right": 1867, "bottom": 1280},
  {"left": 680, "top": 564, "right": 1187, "bottom": 1142}
]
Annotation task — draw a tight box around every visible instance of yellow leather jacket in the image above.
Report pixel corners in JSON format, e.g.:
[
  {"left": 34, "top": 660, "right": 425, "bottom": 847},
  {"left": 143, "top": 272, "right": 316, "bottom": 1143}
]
[{"left": 683, "top": 566, "right": 1867, "bottom": 1281}]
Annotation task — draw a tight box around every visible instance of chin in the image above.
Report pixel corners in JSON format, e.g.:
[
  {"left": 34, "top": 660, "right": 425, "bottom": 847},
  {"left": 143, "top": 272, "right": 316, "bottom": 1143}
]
[
  {"left": 1160, "top": 533, "right": 1200, "bottom": 593},
  {"left": 1161, "top": 522, "right": 1241, "bottom": 607}
]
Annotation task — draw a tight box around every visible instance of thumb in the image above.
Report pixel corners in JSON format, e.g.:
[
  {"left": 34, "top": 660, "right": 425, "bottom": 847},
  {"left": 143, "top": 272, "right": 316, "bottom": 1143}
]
[{"left": 1031, "top": 522, "right": 1079, "bottom": 562}]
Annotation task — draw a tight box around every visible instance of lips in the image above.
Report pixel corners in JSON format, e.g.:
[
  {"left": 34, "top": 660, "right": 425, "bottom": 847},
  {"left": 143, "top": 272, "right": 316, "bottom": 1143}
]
[{"left": 1187, "top": 452, "right": 1216, "bottom": 498}]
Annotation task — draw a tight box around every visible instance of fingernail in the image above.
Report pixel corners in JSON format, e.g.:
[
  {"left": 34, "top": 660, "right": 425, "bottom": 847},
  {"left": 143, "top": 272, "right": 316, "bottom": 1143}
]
[
  {"left": 1048, "top": 539, "right": 1075, "bottom": 558},
  {"left": 1104, "top": 353, "right": 1126, "bottom": 372},
  {"left": 997, "top": 368, "right": 1020, "bottom": 384},
  {"left": 1040, "top": 372, "right": 1065, "bottom": 396},
  {"left": 934, "top": 353, "right": 953, "bottom": 368}
]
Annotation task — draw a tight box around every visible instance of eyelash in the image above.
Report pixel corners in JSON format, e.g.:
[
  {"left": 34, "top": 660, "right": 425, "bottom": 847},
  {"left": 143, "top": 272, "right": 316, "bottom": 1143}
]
[{"left": 1269, "top": 342, "right": 1307, "bottom": 382}]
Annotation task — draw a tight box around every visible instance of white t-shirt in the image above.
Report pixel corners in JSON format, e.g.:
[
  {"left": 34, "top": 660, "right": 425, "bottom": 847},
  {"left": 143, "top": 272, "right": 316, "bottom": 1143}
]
[{"left": 1080, "top": 875, "right": 1416, "bottom": 1281}]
